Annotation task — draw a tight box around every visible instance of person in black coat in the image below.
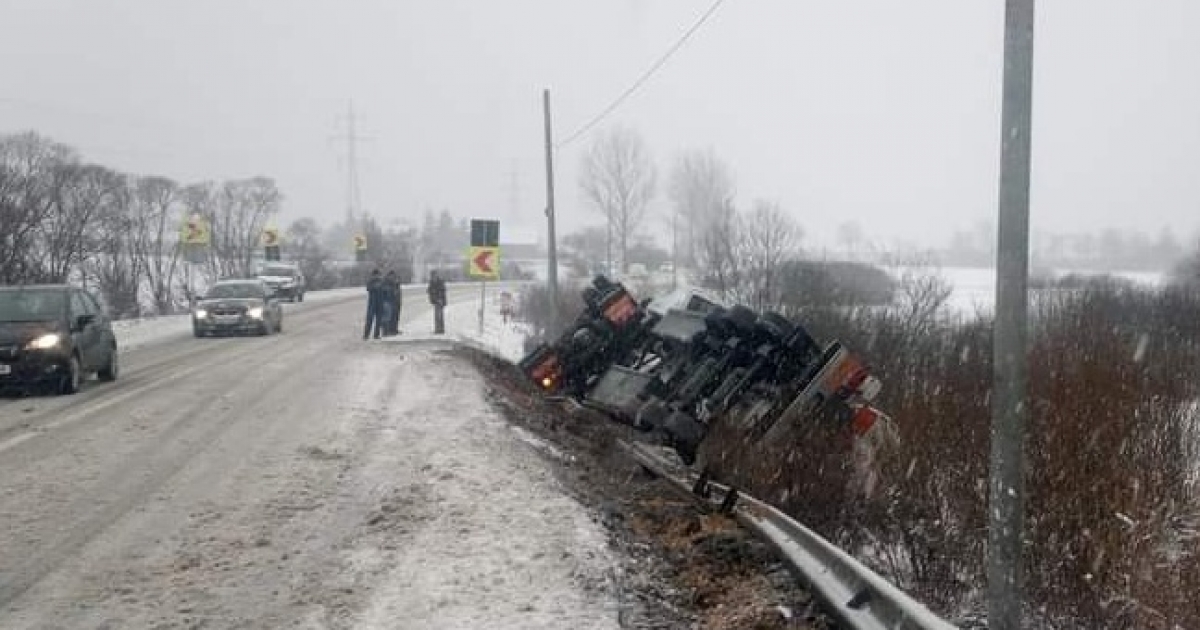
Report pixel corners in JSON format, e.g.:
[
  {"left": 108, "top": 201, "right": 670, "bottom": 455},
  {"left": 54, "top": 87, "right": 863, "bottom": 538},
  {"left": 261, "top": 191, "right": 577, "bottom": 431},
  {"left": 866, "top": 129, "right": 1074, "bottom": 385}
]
[
  {"left": 384, "top": 269, "right": 402, "bottom": 335},
  {"left": 363, "top": 269, "right": 384, "bottom": 340},
  {"left": 428, "top": 271, "right": 447, "bottom": 334}
]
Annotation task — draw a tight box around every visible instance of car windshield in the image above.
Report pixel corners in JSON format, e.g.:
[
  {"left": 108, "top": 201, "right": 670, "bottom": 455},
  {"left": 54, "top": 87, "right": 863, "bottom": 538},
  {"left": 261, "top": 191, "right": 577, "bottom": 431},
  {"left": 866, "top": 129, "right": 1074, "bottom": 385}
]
[
  {"left": 261, "top": 266, "right": 294, "bottom": 277},
  {"left": 0, "top": 289, "right": 66, "bottom": 322},
  {"left": 206, "top": 284, "right": 262, "bottom": 299}
]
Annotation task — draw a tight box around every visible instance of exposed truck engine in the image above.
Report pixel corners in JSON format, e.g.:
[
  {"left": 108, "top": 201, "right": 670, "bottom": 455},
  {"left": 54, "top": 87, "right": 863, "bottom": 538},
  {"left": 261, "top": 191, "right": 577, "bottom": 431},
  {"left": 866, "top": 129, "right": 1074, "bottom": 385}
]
[{"left": 518, "top": 276, "right": 889, "bottom": 465}]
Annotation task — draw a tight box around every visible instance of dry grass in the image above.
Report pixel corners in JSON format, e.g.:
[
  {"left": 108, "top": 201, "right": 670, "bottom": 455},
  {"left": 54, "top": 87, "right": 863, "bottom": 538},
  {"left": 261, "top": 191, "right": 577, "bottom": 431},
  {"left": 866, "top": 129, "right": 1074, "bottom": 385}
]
[{"left": 700, "top": 277, "right": 1200, "bottom": 627}]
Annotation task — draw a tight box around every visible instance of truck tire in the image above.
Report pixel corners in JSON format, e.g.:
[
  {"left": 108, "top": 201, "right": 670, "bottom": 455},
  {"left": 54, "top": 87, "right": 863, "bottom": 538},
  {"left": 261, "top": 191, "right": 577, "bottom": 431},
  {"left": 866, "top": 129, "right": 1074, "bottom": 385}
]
[{"left": 758, "top": 311, "right": 795, "bottom": 341}]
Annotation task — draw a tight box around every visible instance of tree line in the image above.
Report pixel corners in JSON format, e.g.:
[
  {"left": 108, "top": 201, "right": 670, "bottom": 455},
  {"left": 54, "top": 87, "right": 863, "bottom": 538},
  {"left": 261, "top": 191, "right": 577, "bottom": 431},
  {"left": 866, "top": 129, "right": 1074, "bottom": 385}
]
[
  {"left": 576, "top": 126, "right": 882, "bottom": 313},
  {"left": 1, "top": 131, "right": 281, "bottom": 318}
]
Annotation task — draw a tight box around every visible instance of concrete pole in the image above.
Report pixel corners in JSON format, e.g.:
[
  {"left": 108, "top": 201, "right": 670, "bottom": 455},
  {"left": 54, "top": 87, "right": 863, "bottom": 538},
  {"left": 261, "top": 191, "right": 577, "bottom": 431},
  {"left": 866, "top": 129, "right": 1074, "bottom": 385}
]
[
  {"left": 990, "top": 1, "right": 1035, "bottom": 628},
  {"left": 543, "top": 89, "right": 560, "bottom": 330}
]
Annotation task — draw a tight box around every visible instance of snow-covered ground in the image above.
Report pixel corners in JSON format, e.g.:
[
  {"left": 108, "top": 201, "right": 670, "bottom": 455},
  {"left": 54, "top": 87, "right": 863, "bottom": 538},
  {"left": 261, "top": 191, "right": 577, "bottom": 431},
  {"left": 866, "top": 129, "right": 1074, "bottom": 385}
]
[
  {"left": 1, "top": 288, "right": 622, "bottom": 629},
  {"left": 893, "top": 265, "right": 1167, "bottom": 316},
  {"left": 383, "top": 284, "right": 531, "bottom": 364}
]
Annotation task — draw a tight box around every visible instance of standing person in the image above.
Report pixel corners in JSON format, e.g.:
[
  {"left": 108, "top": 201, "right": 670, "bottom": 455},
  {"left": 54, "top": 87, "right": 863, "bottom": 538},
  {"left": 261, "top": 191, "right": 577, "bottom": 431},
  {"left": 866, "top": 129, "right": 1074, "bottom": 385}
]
[
  {"left": 363, "top": 269, "right": 384, "bottom": 340},
  {"left": 384, "top": 269, "right": 402, "bottom": 335},
  {"left": 428, "top": 270, "right": 447, "bottom": 334},
  {"left": 378, "top": 272, "right": 396, "bottom": 336}
]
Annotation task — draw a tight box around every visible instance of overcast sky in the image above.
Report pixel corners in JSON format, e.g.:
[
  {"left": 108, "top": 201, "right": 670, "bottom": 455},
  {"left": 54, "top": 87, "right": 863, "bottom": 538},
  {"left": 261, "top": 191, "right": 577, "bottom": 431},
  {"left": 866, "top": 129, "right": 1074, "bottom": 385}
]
[{"left": 2, "top": 1, "right": 1198, "bottom": 250}]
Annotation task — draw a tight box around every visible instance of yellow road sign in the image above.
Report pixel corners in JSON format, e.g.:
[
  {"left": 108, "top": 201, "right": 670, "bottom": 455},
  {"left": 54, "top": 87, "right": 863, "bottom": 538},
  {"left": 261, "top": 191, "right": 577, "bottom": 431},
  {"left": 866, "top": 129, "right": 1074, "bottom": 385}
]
[
  {"left": 468, "top": 246, "right": 500, "bottom": 279},
  {"left": 181, "top": 214, "right": 211, "bottom": 246},
  {"left": 353, "top": 234, "right": 368, "bottom": 251},
  {"left": 262, "top": 227, "right": 280, "bottom": 247}
]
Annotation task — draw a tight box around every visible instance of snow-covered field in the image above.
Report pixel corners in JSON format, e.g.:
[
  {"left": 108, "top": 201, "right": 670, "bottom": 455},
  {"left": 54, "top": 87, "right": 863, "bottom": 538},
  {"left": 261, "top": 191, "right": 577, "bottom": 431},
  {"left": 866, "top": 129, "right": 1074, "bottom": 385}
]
[{"left": 894, "top": 265, "right": 1167, "bottom": 316}]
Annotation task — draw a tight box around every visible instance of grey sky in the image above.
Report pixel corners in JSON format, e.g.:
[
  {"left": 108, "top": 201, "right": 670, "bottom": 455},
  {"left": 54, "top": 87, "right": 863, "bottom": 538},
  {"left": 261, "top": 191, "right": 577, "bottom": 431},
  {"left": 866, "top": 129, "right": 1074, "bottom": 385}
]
[{"left": 2, "top": 1, "right": 1198, "bottom": 250}]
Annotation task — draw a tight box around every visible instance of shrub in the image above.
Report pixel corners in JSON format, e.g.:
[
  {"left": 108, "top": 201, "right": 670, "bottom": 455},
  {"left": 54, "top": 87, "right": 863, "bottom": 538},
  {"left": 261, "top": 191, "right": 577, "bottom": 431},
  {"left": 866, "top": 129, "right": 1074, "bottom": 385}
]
[
  {"left": 516, "top": 282, "right": 585, "bottom": 344},
  {"left": 699, "top": 272, "right": 1200, "bottom": 626}
]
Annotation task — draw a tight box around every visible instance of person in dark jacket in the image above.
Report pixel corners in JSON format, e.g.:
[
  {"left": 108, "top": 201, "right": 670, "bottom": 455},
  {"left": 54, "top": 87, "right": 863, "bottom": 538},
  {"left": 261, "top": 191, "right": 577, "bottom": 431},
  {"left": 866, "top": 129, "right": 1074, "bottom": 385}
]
[
  {"left": 378, "top": 272, "right": 396, "bottom": 336},
  {"left": 428, "top": 270, "right": 447, "bottom": 334},
  {"left": 363, "top": 269, "right": 384, "bottom": 340},
  {"left": 384, "top": 269, "right": 402, "bottom": 335}
]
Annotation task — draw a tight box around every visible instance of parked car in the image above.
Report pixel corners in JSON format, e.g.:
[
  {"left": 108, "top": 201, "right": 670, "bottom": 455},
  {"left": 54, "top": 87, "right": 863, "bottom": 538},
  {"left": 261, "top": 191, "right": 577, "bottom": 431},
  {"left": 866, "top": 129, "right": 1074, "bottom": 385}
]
[
  {"left": 193, "top": 279, "right": 284, "bottom": 337},
  {"left": 256, "top": 263, "right": 306, "bottom": 302},
  {"left": 0, "top": 284, "right": 119, "bottom": 395}
]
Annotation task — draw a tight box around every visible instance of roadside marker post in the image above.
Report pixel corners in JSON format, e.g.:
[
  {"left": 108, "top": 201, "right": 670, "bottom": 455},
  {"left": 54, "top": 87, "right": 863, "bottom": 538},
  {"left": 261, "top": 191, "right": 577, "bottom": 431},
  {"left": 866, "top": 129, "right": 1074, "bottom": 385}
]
[{"left": 469, "top": 219, "right": 501, "bottom": 334}]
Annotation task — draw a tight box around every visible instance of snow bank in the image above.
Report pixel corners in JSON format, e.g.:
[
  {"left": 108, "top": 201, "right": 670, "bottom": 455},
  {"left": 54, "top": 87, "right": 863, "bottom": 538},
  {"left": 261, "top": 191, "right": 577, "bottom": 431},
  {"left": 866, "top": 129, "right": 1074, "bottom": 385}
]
[{"left": 110, "top": 314, "right": 191, "bottom": 352}]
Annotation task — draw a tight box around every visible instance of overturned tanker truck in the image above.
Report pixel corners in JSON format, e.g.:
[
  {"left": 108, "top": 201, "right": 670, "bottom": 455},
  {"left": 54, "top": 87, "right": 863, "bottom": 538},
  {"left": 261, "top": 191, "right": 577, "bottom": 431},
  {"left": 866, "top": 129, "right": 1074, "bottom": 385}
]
[{"left": 517, "top": 275, "right": 890, "bottom": 465}]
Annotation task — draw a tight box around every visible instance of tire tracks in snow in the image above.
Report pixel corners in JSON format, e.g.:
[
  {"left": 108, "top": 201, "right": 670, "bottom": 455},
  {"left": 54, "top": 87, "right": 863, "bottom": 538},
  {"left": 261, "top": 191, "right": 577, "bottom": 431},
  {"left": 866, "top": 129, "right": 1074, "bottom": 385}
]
[{"left": 0, "top": 301, "right": 353, "bottom": 611}]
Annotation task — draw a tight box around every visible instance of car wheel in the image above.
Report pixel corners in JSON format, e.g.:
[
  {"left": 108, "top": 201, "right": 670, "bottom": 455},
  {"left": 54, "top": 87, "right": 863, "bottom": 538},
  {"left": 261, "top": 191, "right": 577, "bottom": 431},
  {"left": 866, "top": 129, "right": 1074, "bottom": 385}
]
[
  {"left": 97, "top": 345, "right": 119, "bottom": 382},
  {"left": 260, "top": 318, "right": 274, "bottom": 336},
  {"left": 60, "top": 354, "right": 81, "bottom": 395}
]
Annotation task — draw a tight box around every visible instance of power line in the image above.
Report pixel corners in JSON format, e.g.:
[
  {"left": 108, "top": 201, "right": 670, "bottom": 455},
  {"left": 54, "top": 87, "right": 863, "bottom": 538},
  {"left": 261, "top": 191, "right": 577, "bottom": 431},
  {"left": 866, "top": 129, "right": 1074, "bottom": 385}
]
[{"left": 555, "top": 0, "right": 730, "bottom": 149}]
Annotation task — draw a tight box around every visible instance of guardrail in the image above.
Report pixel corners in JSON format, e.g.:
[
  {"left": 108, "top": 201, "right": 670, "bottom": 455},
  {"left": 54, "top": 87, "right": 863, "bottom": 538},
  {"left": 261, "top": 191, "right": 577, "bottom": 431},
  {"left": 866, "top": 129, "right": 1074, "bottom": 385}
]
[{"left": 620, "top": 440, "right": 957, "bottom": 630}]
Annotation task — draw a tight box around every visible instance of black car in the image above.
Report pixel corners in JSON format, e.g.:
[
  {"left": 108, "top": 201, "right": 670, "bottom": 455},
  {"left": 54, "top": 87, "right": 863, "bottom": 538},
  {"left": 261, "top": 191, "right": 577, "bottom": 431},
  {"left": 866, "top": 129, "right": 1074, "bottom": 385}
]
[
  {"left": 0, "top": 285, "right": 120, "bottom": 395},
  {"left": 256, "top": 263, "right": 306, "bottom": 302},
  {"left": 193, "top": 279, "right": 284, "bottom": 337}
]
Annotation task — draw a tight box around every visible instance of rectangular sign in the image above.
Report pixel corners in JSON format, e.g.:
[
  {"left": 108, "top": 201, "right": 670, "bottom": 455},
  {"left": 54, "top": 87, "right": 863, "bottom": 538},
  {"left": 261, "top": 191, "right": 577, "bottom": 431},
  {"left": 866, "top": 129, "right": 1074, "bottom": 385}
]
[{"left": 470, "top": 219, "right": 499, "bottom": 247}]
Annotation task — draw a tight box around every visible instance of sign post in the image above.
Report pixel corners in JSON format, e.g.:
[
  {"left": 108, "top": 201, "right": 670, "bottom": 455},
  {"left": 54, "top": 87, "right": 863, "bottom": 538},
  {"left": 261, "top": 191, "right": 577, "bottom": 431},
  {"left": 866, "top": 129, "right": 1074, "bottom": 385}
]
[
  {"left": 180, "top": 213, "right": 211, "bottom": 308},
  {"left": 469, "top": 219, "right": 501, "bottom": 334},
  {"left": 354, "top": 234, "right": 368, "bottom": 263},
  {"left": 262, "top": 227, "right": 281, "bottom": 262}
]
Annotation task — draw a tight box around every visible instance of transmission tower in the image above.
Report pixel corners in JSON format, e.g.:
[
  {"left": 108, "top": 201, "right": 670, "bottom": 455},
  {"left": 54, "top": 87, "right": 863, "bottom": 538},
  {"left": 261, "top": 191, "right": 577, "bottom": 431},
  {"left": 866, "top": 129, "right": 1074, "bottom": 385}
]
[{"left": 333, "top": 101, "right": 369, "bottom": 225}]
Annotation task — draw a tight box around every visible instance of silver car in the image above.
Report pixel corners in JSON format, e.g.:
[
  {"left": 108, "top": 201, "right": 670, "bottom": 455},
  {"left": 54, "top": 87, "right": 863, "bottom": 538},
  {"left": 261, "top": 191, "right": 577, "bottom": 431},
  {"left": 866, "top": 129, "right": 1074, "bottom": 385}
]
[{"left": 192, "top": 280, "right": 284, "bottom": 337}]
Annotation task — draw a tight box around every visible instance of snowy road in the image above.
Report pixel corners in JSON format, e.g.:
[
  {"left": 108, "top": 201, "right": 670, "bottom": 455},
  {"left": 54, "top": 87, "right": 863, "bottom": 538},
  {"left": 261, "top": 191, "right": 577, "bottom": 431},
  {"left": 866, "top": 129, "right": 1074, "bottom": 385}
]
[{"left": 0, "top": 286, "right": 620, "bottom": 629}]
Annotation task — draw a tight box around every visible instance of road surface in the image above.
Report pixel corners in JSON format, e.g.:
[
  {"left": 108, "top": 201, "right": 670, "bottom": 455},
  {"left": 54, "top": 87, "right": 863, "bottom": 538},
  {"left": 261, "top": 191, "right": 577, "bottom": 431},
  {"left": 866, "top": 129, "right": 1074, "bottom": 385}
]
[{"left": 0, "top": 286, "right": 620, "bottom": 629}]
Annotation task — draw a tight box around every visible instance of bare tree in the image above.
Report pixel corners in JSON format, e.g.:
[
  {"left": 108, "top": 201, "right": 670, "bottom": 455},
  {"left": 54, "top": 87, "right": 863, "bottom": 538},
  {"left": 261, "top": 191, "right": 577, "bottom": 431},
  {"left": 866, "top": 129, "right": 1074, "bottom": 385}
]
[
  {"left": 128, "top": 176, "right": 184, "bottom": 314},
  {"left": 188, "top": 178, "right": 281, "bottom": 280},
  {"left": 0, "top": 133, "right": 77, "bottom": 283},
  {"left": 286, "top": 217, "right": 334, "bottom": 288},
  {"left": 41, "top": 163, "right": 125, "bottom": 283},
  {"left": 668, "top": 148, "right": 734, "bottom": 268},
  {"left": 579, "top": 126, "right": 656, "bottom": 274},
  {"left": 86, "top": 181, "right": 142, "bottom": 317},
  {"left": 738, "top": 200, "right": 803, "bottom": 310},
  {"left": 698, "top": 198, "right": 741, "bottom": 296}
]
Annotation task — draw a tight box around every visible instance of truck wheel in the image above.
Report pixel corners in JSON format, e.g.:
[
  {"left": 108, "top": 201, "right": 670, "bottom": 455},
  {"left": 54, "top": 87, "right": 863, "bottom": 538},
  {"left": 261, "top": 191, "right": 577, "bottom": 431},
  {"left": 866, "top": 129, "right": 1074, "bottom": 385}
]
[
  {"left": 725, "top": 305, "right": 758, "bottom": 335},
  {"left": 758, "top": 312, "right": 795, "bottom": 341}
]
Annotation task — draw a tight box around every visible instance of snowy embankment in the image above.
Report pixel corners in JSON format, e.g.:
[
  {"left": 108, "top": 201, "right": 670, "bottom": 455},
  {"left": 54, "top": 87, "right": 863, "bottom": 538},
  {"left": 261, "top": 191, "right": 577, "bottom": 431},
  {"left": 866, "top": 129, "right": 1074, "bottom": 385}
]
[{"left": 382, "top": 284, "right": 531, "bottom": 364}]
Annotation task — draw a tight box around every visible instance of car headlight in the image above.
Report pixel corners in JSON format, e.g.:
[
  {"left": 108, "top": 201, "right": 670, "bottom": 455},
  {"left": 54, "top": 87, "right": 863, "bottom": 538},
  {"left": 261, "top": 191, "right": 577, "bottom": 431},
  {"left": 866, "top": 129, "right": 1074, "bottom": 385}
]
[
  {"left": 247, "top": 307, "right": 264, "bottom": 319},
  {"left": 26, "top": 334, "right": 61, "bottom": 350},
  {"left": 195, "top": 309, "right": 208, "bottom": 319}
]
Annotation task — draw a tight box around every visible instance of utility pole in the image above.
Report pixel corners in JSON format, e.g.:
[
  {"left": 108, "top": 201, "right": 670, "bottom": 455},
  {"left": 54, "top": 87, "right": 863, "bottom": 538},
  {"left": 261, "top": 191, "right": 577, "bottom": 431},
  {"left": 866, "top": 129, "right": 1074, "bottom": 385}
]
[
  {"left": 990, "top": 1, "right": 1035, "bottom": 629},
  {"left": 543, "top": 89, "right": 559, "bottom": 328}
]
